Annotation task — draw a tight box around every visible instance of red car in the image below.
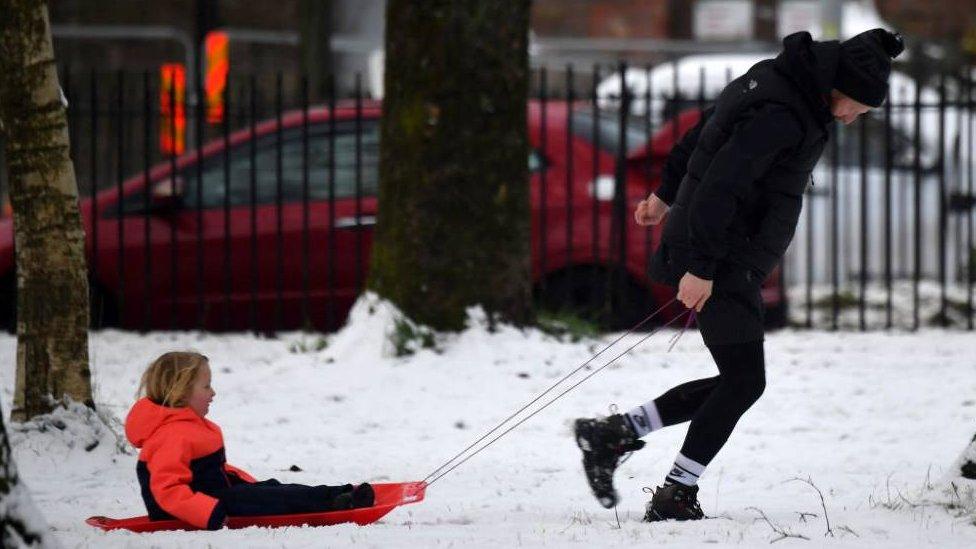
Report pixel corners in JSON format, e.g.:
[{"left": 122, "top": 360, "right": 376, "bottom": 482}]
[{"left": 0, "top": 102, "right": 784, "bottom": 332}]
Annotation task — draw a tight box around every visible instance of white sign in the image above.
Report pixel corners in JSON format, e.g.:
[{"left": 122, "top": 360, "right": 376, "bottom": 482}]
[
  {"left": 693, "top": 0, "right": 755, "bottom": 41},
  {"left": 778, "top": 0, "right": 822, "bottom": 39}
]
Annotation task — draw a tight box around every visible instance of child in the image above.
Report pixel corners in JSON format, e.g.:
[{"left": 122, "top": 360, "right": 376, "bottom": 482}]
[{"left": 124, "top": 351, "right": 374, "bottom": 530}]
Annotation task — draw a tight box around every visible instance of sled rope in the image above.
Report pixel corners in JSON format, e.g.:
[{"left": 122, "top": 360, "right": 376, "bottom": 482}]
[
  {"left": 424, "top": 306, "right": 693, "bottom": 487},
  {"left": 420, "top": 297, "right": 678, "bottom": 485}
]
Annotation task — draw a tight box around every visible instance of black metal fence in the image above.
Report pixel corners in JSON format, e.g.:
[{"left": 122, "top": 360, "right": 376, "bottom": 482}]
[{"left": 1, "top": 61, "right": 973, "bottom": 333}]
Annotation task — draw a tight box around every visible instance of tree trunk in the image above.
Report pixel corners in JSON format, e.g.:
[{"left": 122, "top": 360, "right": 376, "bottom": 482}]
[
  {"left": 0, "top": 0, "right": 93, "bottom": 420},
  {"left": 299, "top": 0, "right": 334, "bottom": 102},
  {"left": 370, "top": 1, "right": 533, "bottom": 330},
  {"left": 0, "top": 401, "right": 59, "bottom": 548}
]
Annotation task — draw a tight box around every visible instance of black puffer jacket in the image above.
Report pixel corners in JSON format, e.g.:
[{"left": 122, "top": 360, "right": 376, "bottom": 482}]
[{"left": 651, "top": 32, "right": 839, "bottom": 286}]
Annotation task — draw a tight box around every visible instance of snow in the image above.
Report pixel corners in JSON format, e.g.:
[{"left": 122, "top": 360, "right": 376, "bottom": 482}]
[{"left": 3, "top": 292, "right": 976, "bottom": 547}]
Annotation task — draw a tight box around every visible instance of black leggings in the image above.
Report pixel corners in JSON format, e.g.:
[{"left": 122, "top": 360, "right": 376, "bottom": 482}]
[
  {"left": 213, "top": 480, "right": 356, "bottom": 516},
  {"left": 653, "top": 339, "right": 765, "bottom": 466}
]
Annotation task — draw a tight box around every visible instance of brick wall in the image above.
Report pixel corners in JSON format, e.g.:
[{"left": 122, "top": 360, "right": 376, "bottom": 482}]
[{"left": 532, "top": 0, "right": 669, "bottom": 38}]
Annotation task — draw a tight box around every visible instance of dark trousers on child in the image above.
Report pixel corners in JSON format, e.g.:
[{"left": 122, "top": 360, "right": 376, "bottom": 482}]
[{"left": 213, "top": 479, "right": 355, "bottom": 517}]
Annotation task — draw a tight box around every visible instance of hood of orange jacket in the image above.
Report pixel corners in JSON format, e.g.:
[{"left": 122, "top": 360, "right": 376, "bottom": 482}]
[{"left": 125, "top": 397, "right": 216, "bottom": 449}]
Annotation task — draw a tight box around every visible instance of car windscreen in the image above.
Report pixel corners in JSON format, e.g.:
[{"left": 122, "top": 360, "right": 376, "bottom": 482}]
[{"left": 570, "top": 107, "right": 650, "bottom": 155}]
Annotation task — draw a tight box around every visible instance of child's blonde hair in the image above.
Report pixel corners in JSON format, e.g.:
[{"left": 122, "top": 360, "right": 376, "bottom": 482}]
[{"left": 138, "top": 351, "right": 209, "bottom": 407}]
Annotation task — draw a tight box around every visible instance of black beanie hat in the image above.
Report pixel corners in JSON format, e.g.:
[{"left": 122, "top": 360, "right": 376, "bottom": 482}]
[{"left": 834, "top": 28, "right": 905, "bottom": 107}]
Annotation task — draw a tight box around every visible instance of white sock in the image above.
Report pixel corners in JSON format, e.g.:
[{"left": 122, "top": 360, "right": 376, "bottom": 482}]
[
  {"left": 624, "top": 402, "right": 664, "bottom": 438},
  {"left": 665, "top": 453, "right": 706, "bottom": 487}
]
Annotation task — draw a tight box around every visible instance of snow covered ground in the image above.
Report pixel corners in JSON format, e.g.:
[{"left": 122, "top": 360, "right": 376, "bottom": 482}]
[{"left": 3, "top": 294, "right": 975, "bottom": 548}]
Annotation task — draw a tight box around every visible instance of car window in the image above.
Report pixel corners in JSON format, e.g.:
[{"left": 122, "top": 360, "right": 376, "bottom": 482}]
[
  {"left": 183, "top": 121, "right": 379, "bottom": 209},
  {"left": 112, "top": 121, "right": 379, "bottom": 215},
  {"left": 570, "top": 107, "right": 649, "bottom": 155}
]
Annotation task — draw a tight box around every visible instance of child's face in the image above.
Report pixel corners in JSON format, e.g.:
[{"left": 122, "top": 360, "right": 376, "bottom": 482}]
[{"left": 187, "top": 363, "right": 215, "bottom": 417}]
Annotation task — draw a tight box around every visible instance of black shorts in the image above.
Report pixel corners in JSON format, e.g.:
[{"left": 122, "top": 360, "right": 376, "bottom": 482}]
[
  {"left": 650, "top": 244, "right": 765, "bottom": 346},
  {"left": 695, "top": 266, "right": 765, "bottom": 347}
]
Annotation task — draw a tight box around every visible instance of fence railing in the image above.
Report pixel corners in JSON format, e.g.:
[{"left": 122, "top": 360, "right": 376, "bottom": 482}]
[{"left": 1, "top": 61, "right": 973, "bottom": 333}]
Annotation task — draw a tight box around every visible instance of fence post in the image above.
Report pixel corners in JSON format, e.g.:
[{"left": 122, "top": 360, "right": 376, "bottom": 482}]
[
  {"left": 327, "top": 73, "right": 337, "bottom": 330},
  {"left": 884, "top": 87, "right": 893, "bottom": 329},
  {"left": 355, "top": 72, "right": 364, "bottom": 293},
  {"left": 565, "top": 64, "right": 575, "bottom": 308},
  {"left": 223, "top": 75, "right": 232, "bottom": 332},
  {"left": 830, "top": 119, "right": 839, "bottom": 330},
  {"left": 913, "top": 77, "right": 922, "bottom": 331},
  {"left": 539, "top": 66, "right": 548, "bottom": 294},
  {"left": 248, "top": 75, "right": 259, "bottom": 333},
  {"left": 142, "top": 70, "right": 153, "bottom": 332},
  {"left": 274, "top": 71, "right": 284, "bottom": 333},
  {"left": 938, "top": 71, "right": 948, "bottom": 325},
  {"left": 195, "top": 61, "right": 205, "bottom": 330},
  {"left": 301, "top": 75, "right": 311, "bottom": 330},
  {"left": 858, "top": 104, "right": 867, "bottom": 330},
  {"left": 613, "top": 61, "right": 630, "bottom": 325}
]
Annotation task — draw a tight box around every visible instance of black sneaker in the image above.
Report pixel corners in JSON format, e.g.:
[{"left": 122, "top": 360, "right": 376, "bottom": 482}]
[
  {"left": 573, "top": 414, "right": 645, "bottom": 508},
  {"left": 332, "top": 483, "right": 375, "bottom": 510},
  {"left": 643, "top": 482, "right": 705, "bottom": 522},
  {"left": 351, "top": 483, "right": 375, "bottom": 508}
]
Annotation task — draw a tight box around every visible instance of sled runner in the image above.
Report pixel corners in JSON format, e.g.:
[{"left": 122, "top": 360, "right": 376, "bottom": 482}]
[{"left": 86, "top": 482, "right": 426, "bottom": 532}]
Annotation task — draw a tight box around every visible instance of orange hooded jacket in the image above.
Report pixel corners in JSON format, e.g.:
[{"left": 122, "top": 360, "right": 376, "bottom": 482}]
[{"left": 125, "top": 397, "right": 256, "bottom": 529}]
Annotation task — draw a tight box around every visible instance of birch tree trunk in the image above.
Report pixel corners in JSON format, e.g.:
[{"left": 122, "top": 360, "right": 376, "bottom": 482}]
[{"left": 0, "top": 0, "right": 93, "bottom": 420}]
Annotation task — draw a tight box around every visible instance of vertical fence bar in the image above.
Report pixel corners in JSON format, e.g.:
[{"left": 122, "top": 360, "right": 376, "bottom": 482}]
[
  {"left": 912, "top": 79, "right": 922, "bottom": 330},
  {"left": 220, "top": 76, "right": 233, "bottom": 331},
  {"left": 90, "top": 70, "right": 100, "bottom": 328},
  {"left": 884, "top": 89, "right": 893, "bottom": 329},
  {"left": 249, "top": 75, "right": 259, "bottom": 332},
  {"left": 899, "top": 88, "right": 909, "bottom": 279},
  {"left": 612, "top": 61, "right": 630, "bottom": 320},
  {"left": 831, "top": 120, "right": 839, "bottom": 330},
  {"left": 168, "top": 73, "right": 178, "bottom": 330},
  {"left": 953, "top": 78, "right": 965, "bottom": 324},
  {"left": 222, "top": 76, "right": 232, "bottom": 331},
  {"left": 274, "top": 71, "right": 284, "bottom": 332},
  {"left": 895, "top": 87, "right": 905, "bottom": 278},
  {"left": 671, "top": 57, "right": 679, "bottom": 144},
  {"left": 858, "top": 108, "right": 867, "bottom": 330},
  {"left": 644, "top": 65, "right": 653, "bottom": 267},
  {"left": 116, "top": 71, "right": 126, "bottom": 328},
  {"left": 591, "top": 64, "right": 600, "bottom": 268},
  {"left": 697, "top": 66, "right": 705, "bottom": 111},
  {"left": 967, "top": 70, "right": 974, "bottom": 330},
  {"left": 539, "top": 67, "right": 548, "bottom": 293},
  {"left": 142, "top": 71, "right": 152, "bottom": 332},
  {"left": 354, "top": 73, "right": 364, "bottom": 292},
  {"left": 805, "top": 174, "right": 814, "bottom": 328},
  {"left": 565, "top": 64, "right": 575, "bottom": 306},
  {"left": 327, "top": 74, "right": 337, "bottom": 330},
  {"left": 195, "top": 65, "right": 205, "bottom": 330},
  {"left": 938, "top": 71, "right": 947, "bottom": 325},
  {"left": 301, "top": 75, "right": 311, "bottom": 329}
]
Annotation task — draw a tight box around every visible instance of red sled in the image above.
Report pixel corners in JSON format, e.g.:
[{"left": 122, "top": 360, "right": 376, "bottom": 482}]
[{"left": 86, "top": 482, "right": 426, "bottom": 533}]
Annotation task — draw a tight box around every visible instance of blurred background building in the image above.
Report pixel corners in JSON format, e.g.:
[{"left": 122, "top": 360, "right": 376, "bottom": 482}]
[{"left": 44, "top": 1, "right": 976, "bottom": 98}]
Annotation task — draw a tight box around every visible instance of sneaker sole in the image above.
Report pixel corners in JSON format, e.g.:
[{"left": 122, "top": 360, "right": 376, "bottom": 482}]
[{"left": 574, "top": 419, "right": 618, "bottom": 508}]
